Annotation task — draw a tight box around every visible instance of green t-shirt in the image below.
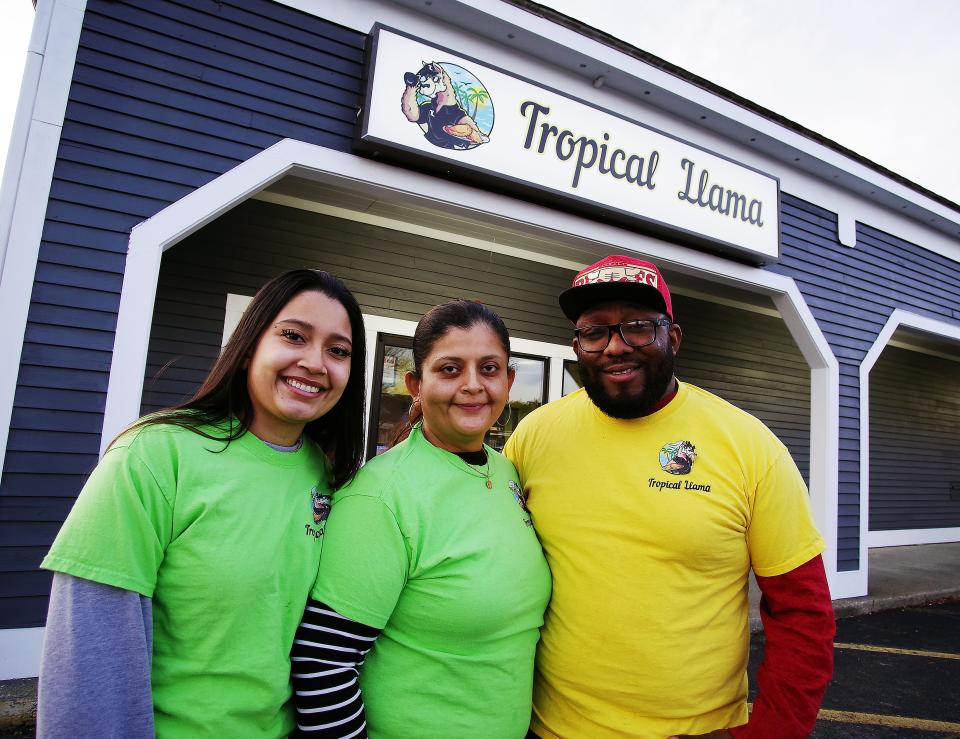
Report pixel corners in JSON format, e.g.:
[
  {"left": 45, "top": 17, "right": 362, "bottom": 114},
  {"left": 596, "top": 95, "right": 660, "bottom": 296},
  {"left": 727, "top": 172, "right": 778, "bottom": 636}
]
[
  {"left": 42, "top": 422, "right": 331, "bottom": 738},
  {"left": 313, "top": 425, "right": 552, "bottom": 738}
]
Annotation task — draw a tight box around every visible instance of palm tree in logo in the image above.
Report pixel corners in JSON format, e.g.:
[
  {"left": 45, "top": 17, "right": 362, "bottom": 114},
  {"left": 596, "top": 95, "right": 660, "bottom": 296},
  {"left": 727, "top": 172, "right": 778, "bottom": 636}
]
[
  {"left": 465, "top": 86, "right": 490, "bottom": 120},
  {"left": 449, "top": 79, "right": 468, "bottom": 109}
]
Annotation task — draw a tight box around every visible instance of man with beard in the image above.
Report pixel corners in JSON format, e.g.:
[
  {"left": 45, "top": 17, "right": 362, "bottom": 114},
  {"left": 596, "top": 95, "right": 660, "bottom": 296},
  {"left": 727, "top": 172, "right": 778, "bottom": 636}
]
[{"left": 504, "top": 255, "right": 834, "bottom": 739}]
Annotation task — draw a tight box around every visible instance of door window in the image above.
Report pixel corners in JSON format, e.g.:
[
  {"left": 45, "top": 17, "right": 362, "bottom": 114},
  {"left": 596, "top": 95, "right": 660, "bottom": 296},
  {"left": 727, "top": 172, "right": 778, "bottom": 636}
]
[
  {"left": 368, "top": 336, "right": 415, "bottom": 458},
  {"left": 485, "top": 354, "right": 548, "bottom": 451},
  {"left": 562, "top": 359, "right": 583, "bottom": 396},
  {"left": 367, "top": 336, "right": 550, "bottom": 455}
]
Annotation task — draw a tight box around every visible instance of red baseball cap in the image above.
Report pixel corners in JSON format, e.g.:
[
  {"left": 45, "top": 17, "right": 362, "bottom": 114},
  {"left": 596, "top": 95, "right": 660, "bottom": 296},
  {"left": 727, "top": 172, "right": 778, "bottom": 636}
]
[{"left": 559, "top": 255, "right": 673, "bottom": 322}]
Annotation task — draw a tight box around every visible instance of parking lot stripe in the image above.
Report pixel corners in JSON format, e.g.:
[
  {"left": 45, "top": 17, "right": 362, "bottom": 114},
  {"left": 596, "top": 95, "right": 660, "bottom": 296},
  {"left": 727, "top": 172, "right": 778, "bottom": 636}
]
[
  {"left": 816, "top": 708, "right": 960, "bottom": 732},
  {"left": 833, "top": 641, "right": 960, "bottom": 660}
]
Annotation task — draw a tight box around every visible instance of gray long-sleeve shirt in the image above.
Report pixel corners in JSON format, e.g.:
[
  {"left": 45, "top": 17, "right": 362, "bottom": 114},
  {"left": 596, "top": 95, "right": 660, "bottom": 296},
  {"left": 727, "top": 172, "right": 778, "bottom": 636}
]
[{"left": 38, "top": 572, "right": 154, "bottom": 739}]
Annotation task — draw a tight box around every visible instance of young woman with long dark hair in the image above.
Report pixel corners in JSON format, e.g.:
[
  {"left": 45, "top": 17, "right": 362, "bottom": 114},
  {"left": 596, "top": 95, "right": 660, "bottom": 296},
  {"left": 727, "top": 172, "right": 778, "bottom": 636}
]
[
  {"left": 290, "top": 300, "right": 551, "bottom": 738},
  {"left": 38, "top": 269, "right": 366, "bottom": 738}
]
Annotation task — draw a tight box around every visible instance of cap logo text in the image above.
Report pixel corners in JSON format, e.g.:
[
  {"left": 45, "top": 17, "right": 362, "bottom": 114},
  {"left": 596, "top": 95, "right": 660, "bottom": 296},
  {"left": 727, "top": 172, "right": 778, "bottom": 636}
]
[{"left": 573, "top": 265, "right": 658, "bottom": 288}]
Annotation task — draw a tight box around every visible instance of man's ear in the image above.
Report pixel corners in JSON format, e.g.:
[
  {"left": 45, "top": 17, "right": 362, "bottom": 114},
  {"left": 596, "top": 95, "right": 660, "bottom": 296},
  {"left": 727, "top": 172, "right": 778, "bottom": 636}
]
[{"left": 668, "top": 322, "right": 682, "bottom": 356}]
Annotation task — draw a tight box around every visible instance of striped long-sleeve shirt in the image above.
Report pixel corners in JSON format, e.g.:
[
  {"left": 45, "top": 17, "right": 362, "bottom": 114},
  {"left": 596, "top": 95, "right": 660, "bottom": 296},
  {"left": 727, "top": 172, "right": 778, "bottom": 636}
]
[{"left": 290, "top": 600, "right": 381, "bottom": 737}]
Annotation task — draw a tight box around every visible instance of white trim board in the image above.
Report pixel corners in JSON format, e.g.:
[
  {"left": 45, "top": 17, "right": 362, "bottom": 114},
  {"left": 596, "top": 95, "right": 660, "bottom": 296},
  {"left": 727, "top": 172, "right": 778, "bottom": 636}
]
[
  {"left": 0, "top": 0, "right": 87, "bottom": 485},
  {"left": 222, "top": 293, "right": 252, "bottom": 348},
  {"left": 858, "top": 310, "right": 960, "bottom": 573},
  {"left": 868, "top": 528, "right": 960, "bottom": 548},
  {"left": 829, "top": 568, "right": 867, "bottom": 601},
  {"left": 0, "top": 626, "right": 44, "bottom": 680},
  {"left": 99, "top": 138, "right": 845, "bottom": 593}
]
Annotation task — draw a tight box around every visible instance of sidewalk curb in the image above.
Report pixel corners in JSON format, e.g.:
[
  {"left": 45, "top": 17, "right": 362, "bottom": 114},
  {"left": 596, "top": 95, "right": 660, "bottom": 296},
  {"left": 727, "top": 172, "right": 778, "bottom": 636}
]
[
  {"left": 0, "top": 678, "right": 36, "bottom": 738},
  {"left": 749, "top": 587, "right": 960, "bottom": 633}
]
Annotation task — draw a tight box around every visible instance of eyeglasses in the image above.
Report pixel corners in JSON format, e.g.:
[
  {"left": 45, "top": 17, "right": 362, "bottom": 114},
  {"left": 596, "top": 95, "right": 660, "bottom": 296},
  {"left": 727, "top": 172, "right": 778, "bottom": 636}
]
[{"left": 574, "top": 318, "right": 671, "bottom": 352}]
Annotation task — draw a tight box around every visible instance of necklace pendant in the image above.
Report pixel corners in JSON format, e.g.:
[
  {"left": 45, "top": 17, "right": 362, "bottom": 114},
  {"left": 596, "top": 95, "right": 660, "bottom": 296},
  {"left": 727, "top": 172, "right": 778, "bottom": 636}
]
[{"left": 485, "top": 479, "right": 493, "bottom": 489}]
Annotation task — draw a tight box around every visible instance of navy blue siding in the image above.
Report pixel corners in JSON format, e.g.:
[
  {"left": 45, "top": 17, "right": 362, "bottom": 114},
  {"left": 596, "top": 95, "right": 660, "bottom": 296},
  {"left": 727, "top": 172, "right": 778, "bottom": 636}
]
[
  {"left": 869, "top": 347, "right": 960, "bottom": 529},
  {"left": 767, "top": 193, "right": 960, "bottom": 570},
  {"left": 0, "top": 0, "right": 364, "bottom": 627},
  {"left": 4, "top": 0, "right": 958, "bottom": 628}
]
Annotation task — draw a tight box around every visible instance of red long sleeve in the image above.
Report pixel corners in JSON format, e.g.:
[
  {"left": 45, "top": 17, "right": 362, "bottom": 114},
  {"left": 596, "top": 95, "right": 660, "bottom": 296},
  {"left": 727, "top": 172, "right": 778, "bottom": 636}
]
[{"left": 729, "top": 555, "right": 835, "bottom": 738}]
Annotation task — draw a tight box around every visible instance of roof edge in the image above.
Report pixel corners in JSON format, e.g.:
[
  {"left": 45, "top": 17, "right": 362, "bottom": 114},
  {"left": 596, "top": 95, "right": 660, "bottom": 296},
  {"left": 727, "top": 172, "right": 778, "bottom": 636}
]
[{"left": 503, "top": 0, "right": 960, "bottom": 216}]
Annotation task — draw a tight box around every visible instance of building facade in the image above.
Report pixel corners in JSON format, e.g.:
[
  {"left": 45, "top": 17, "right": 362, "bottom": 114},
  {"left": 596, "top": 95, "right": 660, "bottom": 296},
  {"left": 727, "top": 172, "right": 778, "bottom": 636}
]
[{"left": 1, "top": 0, "right": 958, "bottom": 678}]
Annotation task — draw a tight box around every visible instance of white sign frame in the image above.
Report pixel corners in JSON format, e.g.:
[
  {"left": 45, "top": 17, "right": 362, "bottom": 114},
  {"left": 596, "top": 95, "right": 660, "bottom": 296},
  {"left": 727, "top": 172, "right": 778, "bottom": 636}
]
[{"left": 358, "top": 25, "right": 781, "bottom": 263}]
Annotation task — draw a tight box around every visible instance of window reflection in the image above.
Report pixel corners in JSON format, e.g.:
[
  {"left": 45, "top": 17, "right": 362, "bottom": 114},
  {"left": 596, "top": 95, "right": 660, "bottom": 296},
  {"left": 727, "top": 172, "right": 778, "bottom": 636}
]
[
  {"left": 562, "top": 360, "right": 582, "bottom": 396},
  {"left": 368, "top": 337, "right": 552, "bottom": 457},
  {"left": 370, "top": 341, "right": 415, "bottom": 457},
  {"left": 485, "top": 354, "right": 547, "bottom": 451}
]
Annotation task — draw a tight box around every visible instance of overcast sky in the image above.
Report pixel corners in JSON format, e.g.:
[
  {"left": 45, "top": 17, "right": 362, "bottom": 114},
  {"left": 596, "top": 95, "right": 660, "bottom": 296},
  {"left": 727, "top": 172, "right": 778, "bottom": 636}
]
[
  {"left": 543, "top": 0, "right": 960, "bottom": 204},
  {"left": 1, "top": 1, "right": 958, "bottom": 204}
]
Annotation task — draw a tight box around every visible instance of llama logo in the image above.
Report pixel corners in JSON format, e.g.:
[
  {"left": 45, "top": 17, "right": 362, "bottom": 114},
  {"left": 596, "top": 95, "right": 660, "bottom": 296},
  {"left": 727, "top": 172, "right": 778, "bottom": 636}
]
[
  {"left": 508, "top": 479, "right": 529, "bottom": 512},
  {"left": 659, "top": 440, "right": 697, "bottom": 476},
  {"left": 311, "top": 487, "right": 332, "bottom": 525},
  {"left": 401, "top": 61, "right": 493, "bottom": 150}
]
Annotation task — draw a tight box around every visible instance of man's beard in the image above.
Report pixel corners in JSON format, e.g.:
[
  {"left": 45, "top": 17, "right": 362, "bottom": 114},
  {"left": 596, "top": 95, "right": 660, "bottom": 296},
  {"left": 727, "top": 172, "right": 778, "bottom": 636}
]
[{"left": 579, "top": 345, "right": 676, "bottom": 420}]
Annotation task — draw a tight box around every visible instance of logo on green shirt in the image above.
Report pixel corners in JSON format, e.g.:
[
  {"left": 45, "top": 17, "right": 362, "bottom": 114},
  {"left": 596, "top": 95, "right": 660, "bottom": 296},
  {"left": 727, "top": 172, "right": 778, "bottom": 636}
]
[
  {"left": 509, "top": 480, "right": 534, "bottom": 526},
  {"left": 311, "top": 486, "right": 331, "bottom": 524}
]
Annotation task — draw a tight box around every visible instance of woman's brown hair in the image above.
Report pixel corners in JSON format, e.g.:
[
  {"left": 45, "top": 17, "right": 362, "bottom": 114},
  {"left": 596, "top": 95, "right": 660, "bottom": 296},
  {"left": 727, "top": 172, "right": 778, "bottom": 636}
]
[
  {"left": 392, "top": 300, "right": 510, "bottom": 446},
  {"left": 120, "top": 269, "right": 367, "bottom": 489}
]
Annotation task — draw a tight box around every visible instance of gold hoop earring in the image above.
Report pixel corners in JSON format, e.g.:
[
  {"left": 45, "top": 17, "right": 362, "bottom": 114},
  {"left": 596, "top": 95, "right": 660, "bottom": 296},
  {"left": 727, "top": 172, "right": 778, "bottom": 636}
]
[{"left": 492, "top": 402, "right": 512, "bottom": 431}]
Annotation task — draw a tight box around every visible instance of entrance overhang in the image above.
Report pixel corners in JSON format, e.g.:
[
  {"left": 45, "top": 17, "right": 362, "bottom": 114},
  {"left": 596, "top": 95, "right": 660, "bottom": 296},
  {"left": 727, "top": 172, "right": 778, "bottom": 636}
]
[
  {"left": 859, "top": 310, "right": 960, "bottom": 568},
  {"left": 104, "top": 139, "right": 846, "bottom": 592}
]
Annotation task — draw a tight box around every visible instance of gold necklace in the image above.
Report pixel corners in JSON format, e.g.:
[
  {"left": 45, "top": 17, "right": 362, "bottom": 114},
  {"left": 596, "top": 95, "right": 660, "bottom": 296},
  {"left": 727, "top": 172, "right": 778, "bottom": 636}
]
[
  {"left": 445, "top": 448, "right": 493, "bottom": 488},
  {"left": 419, "top": 423, "right": 493, "bottom": 488},
  {"left": 457, "top": 453, "right": 493, "bottom": 488}
]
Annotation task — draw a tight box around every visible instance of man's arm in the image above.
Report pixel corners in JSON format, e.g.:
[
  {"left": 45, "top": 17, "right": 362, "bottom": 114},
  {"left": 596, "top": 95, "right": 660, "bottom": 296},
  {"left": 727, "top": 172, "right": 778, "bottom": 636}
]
[
  {"left": 730, "top": 554, "right": 835, "bottom": 738},
  {"left": 400, "top": 76, "right": 421, "bottom": 122},
  {"left": 672, "top": 555, "right": 833, "bottom": 739}
]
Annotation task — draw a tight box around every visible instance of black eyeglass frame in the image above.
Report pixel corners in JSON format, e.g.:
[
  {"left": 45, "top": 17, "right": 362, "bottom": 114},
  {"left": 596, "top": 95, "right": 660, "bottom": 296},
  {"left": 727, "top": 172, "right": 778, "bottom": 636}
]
[{"left": 574, "top": 318, "right": 672, "bottom": 353}]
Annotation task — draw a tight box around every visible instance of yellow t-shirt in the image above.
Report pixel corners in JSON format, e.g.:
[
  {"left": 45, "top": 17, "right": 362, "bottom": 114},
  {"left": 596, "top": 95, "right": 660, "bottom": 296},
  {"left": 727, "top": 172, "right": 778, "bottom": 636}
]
[{"left": 504, "top": 382, "right": 825, "bottom": 739}]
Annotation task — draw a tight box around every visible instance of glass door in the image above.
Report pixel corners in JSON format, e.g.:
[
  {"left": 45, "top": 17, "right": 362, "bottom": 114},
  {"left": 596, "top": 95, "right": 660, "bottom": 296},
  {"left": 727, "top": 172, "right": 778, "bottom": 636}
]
[
  {"left": 485, "top": 353, "right": 548, "bottom": 451},
  {"left": 367, "top": 334, "right": 415, "bottom": 458},
  {"left": 562, "top": 359, "right": 583, "bottom": 395},
  {"left": 367, "top": 336, "right": 552, "bottom": 456}
]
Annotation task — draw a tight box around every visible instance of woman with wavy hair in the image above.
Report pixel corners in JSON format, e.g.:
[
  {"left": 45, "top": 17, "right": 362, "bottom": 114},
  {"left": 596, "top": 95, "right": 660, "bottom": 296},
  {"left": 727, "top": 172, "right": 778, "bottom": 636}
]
[
  {"left": 291, "top": 300, "right": 550, "bottom": 738},
  {"left": 38, "top": 269, "right": 366, "bottom": 738}
]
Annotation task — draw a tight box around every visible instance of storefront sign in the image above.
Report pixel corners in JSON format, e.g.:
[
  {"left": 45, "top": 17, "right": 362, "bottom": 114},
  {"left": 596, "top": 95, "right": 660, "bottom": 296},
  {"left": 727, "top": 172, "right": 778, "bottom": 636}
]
[{"left": 358, "top": 26, "right": 780, "bottom": 262}]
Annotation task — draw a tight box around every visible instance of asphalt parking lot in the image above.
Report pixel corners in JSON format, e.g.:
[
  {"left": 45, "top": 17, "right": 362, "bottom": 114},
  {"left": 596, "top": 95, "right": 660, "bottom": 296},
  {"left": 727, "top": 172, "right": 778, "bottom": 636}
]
[
  {"left": 748, "top": 601, "right": 960, "bottom": 737},
  {"left": 3, "top": 601, "right": 957, "bottom": 738}
]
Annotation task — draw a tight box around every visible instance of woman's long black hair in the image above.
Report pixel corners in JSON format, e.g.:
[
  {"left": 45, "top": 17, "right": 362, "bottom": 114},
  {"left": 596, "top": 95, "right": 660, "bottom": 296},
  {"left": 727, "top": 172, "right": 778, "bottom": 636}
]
[
  {"left": 124, "top": 269, "right": 366, "bottom": 489},
  {"left": 393, "top": 299, "right": 510, "bottom": 446}
]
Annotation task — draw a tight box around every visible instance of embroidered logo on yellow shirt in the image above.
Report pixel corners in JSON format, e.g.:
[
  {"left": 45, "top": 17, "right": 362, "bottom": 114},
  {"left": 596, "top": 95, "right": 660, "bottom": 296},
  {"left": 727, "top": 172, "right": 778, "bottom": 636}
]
[{"left": 659, "top": 440, "right": 697, "bottom": 475}]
